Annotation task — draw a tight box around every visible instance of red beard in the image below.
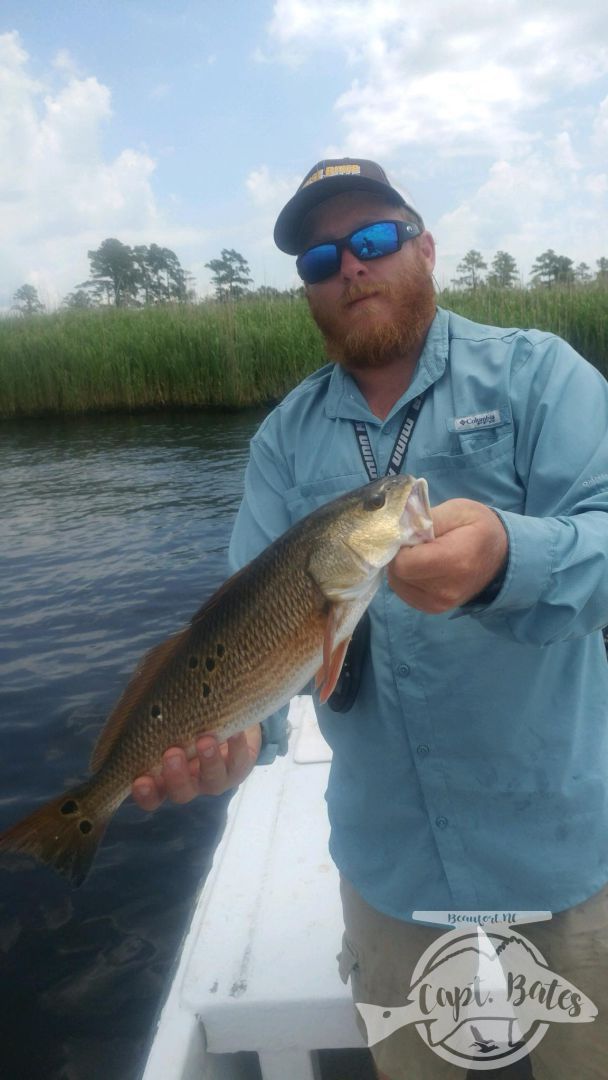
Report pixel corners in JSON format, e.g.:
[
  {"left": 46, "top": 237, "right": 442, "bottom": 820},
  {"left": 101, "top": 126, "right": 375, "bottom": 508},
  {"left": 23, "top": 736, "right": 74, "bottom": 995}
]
[{"left": 308, "top": 259, "right": 436, "bottom": 371}]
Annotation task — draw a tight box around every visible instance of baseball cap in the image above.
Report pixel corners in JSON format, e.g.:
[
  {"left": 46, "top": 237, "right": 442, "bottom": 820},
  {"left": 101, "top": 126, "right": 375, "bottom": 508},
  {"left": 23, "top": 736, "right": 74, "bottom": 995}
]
[{"left": 274, "top": 158, "right": 423, "bottom": 255}]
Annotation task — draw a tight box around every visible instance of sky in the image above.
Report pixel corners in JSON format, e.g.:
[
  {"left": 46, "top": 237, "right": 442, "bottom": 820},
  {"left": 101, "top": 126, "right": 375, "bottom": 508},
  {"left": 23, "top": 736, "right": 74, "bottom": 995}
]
[{"left": 1, "top": 0, "right": 607, "bottom": 309}]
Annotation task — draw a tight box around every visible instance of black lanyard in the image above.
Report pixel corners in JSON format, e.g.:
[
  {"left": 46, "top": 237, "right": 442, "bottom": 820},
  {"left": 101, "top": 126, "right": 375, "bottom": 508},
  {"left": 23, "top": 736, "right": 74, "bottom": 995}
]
[
  {"left": 328, "top": 390, "right": 428, "bottom": 714},
  {"left": 352, "top": 391, "right": 426, "bottom": 480}
]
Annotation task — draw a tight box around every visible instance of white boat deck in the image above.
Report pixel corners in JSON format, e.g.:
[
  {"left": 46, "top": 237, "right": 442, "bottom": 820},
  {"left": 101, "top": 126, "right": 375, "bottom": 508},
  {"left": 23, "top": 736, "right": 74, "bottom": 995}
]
[{"left": 141, "top": 697, "right": 366, "bottom": 1080}]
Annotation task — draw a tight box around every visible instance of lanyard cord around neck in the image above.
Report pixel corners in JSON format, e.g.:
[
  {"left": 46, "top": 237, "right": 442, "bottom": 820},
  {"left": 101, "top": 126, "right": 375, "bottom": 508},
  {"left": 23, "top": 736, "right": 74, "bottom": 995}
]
[
  {"left": 328, "top": 390, "right": 428, "bottom": 715},
  {"left": 352, "top": 391, "right": 426, "bottom": 480}
]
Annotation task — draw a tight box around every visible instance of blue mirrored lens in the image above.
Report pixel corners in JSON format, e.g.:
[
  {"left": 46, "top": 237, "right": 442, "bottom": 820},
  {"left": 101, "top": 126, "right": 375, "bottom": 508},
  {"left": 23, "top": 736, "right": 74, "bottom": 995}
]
[
  {"left": 350, "top": 221, "right": 400, "bottom": 259},
  {"left": 297, "top": 243, "right": 339, "bottom": 284},
  {"left": 296, "top": 220, "right": 416, "bottom": 284}
]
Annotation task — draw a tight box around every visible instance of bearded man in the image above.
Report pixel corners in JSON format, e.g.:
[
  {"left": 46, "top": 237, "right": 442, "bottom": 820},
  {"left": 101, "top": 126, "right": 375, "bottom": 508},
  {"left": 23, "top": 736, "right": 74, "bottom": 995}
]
[{"left": 133, "top": 160, "right": 608, "bottom": 1080}]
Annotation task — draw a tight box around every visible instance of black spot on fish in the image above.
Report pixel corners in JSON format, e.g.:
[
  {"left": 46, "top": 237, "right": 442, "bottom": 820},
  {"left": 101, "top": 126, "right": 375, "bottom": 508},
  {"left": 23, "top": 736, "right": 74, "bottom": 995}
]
[
  {"left": 60, "top": 799, "right": 78, "bottom": 816},
  {"left": 188, "top": 656, "right": 199, "bottom": 669},
  {"left": 202, "top": 683, "right": 211, "bottom": 698},
  {"left": 79, "top": 820, "right": 93, "bottom": 835},
  {"left": 205, "top": 657, "right": 215, "bottom": 672},
  {"left": 216, "top": 644, "right": 225, "bottom": 658},
  {"left": 150, "top": 705, "right": 162, "bottom": 719}
]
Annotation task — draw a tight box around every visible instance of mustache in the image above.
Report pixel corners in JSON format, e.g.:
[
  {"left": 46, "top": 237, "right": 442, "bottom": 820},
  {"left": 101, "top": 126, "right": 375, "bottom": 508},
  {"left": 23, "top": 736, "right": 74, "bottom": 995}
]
[{"left": 341, "top": 281, "right": 393, "bottom": 307}]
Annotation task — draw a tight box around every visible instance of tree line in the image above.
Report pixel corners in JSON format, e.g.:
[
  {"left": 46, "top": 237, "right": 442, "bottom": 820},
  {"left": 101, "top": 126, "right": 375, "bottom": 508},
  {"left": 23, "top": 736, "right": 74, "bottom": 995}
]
[
  {"left": 11, "top": 244, "right": 303, "bottom": 315},
  {"left": 453, "top": 249, "right": 608, "bottom": 290},
  {"left": 10, "top": 240, "right": 608, "bottom": 316}
]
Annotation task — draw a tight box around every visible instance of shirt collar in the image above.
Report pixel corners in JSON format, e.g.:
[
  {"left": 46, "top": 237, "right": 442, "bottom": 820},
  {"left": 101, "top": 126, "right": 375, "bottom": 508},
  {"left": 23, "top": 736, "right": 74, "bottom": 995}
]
[{"left": 324, "top": 307, "right": 449, "bottom": 425}]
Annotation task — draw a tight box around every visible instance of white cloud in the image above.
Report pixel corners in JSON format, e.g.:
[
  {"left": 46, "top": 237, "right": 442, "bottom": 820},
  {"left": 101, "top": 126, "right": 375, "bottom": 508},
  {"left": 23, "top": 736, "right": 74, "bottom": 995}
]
[
  {"left": 334, "top": 63, "right": 531, "bottom": 158},
  {"left": 264, "top": 1, "right": 608, "bottom": 284},
  {"left": 0, "top": 31, "right": 190, "bottom": 308},
  {"left": 267, "top": 1, "right": 608, "bottom": 156},
  {"left": 434, "top": 147, "right": 607, "bottom": 286},
  {"left": 551, "top": 132, "right": 581, "bottom": 172},
  {"left": 585, "top": 173, "right": 608, "bottom": 196},
  {"left": 246, "top": 164, "right": 298, "bottom": 208},
  {"left": 593, "top": 94, "right": 608, "bottom": 145},
  {"left": 150, "top": 82, "right": 170, "bottom": 100},
  {"left": 52, "top": 48, "right": 80, "bottom": 77}
]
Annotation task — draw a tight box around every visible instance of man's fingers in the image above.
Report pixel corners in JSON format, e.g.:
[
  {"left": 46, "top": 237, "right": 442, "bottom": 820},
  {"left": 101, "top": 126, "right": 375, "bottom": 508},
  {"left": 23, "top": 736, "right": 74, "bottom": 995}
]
[
  {"left": 391, "top": 531, "right": 450, "bottom": 583},
  {"left": 387, "top": 498, "right": 509, "bottom": 613},
  {"left": 195, "top": 735, "right": 230, "bottom": 795},
  {"left": 131, "top": 775, "right": 166, "bottom": 812},
  {"left": 132, "top": 726, "right": 263, "bottom": 811},
  {"left": 429, "top": 499, "right": 478, "bottom": 537},
  {"left": 225, "top": 730, "right": 252, "bottom": 780},
  {"left": 161, "top": 747, "right": 203, "bottom": 804}
]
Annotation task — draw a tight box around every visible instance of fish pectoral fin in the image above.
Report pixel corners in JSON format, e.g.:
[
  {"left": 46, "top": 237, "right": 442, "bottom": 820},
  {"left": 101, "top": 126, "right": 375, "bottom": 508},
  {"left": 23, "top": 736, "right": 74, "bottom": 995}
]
[
  {"left": 318, "top": 637, "right": 351, "bottom": 704},
  {"left": 317, "top": 605, "right": 351, "bottom": 704}
]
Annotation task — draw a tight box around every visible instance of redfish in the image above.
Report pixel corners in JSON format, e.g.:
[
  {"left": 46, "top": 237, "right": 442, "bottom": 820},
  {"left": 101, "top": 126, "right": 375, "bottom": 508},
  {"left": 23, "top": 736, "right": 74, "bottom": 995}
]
[{"left": 0, "top": 475, "right": 433, "bottom": 886}]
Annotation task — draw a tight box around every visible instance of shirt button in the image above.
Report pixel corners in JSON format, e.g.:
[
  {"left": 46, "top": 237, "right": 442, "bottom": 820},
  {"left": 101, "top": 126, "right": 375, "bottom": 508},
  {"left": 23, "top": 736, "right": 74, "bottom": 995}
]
[
  {"left": 435, "top": 816, "right": 448, "bottom": 829},
  {"left": 417, "top": 744, "right": 430, "bottom": 756},
  {"left": 397, "top": 663, "right": 410, "bottom": 677}
]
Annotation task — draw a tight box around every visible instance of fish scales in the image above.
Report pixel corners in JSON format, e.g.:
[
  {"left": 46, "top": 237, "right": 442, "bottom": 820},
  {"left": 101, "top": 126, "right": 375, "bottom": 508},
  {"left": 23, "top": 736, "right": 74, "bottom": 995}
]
[
  {"left": 93, "top": 550, "right": 323, "bottom": 805},
  {"left": 0, "top": 474, "right": 433, "bottom": 886}
]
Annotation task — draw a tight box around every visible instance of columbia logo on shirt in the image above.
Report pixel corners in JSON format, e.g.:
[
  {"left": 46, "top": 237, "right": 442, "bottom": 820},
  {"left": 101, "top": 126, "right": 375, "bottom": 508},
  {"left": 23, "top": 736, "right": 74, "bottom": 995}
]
[{"left": 451, "top": 409, "right": 502, "bottom": 432}]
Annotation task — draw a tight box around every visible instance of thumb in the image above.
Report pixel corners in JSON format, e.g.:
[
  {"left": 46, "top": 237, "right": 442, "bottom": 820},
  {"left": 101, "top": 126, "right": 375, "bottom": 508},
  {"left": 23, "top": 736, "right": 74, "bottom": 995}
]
[{"left": 429, "top": 499, "right": 482, "bottom": 539}]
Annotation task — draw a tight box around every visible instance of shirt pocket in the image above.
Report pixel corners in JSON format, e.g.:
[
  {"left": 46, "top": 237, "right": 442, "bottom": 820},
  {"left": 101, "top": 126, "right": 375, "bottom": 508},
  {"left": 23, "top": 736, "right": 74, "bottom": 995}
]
[
  {"left": 413, "top": 429, "right": 524, "bottom": 509},
  {"left": 284, "top": 472, "right": 363, "bottom": 526}
]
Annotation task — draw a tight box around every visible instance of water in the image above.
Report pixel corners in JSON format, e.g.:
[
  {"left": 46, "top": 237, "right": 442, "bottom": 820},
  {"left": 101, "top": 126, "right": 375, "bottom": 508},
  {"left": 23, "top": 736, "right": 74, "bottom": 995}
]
[{"left": 0, "top": 410, "right": 265, "bottom": 1080}]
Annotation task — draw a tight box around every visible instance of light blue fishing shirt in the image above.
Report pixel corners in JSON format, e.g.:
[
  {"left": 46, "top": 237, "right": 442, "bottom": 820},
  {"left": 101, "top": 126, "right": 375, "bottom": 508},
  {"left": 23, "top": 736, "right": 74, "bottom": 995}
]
[{"left": 229, "top": 306, "right": 608, "bottom": 921}]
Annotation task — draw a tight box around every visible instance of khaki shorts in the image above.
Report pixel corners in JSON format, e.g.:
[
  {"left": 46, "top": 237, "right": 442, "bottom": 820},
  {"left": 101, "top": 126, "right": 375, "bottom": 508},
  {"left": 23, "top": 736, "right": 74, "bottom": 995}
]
[{"left": 338, "top": 874, "right": 608, "bottom": 1079}]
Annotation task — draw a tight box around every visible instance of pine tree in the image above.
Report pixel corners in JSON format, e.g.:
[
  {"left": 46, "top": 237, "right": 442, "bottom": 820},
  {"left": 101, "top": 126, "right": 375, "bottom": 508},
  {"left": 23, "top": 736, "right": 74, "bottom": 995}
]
[{"left": 451, "top": 250, "right": 487, "bottom": 290}]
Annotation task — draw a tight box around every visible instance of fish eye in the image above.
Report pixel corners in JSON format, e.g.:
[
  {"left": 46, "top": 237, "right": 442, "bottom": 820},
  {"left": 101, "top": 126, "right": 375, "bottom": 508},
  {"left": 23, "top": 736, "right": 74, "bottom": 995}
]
[{"left": 364, "top": 490, "right": 386, "bottom": 511}]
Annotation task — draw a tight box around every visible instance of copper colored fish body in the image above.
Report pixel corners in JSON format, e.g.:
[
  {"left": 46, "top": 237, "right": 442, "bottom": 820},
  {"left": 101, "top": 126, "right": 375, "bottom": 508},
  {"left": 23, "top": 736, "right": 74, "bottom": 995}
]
[{"left": 0, "top": 475, "right": 433, "bottom": 886}]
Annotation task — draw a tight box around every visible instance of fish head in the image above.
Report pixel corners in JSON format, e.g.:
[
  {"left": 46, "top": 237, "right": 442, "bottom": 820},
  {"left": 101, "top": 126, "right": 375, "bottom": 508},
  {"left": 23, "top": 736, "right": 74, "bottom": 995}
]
[{"left": 308, "top": 475, "right": 433, "bottom": 601}]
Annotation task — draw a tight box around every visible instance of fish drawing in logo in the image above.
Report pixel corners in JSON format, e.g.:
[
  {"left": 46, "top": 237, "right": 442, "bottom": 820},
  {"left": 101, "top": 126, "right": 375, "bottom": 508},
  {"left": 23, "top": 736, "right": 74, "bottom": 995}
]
[{"left": 355, "top": 925, "right": 597, "bottom": 1066}]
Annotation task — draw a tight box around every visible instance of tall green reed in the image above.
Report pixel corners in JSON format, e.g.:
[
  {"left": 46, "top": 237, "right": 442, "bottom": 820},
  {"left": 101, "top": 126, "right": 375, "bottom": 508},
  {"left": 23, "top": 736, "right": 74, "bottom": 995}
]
[
  {"left": 0, "top": 288, "right": 606, "bottom": 418},
  {"left": 441, "top": 286, "right": 608, "bottom": 379}
]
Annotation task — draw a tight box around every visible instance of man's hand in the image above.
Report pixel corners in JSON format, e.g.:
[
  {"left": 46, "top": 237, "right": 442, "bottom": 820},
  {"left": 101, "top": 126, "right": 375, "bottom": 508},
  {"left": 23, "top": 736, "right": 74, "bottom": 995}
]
[
  {"left": 387, "top": 499, "right": 508, "bottom": 614},
  {"left": 131, "top": 723, "right": 262, "bottom": 811}
]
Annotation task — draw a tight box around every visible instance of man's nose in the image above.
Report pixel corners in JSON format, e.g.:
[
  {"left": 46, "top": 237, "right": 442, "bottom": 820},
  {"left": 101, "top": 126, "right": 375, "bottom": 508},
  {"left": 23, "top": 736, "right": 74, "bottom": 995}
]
[{"left": 339, "top": 246, "right": 369, "bottom": 280}]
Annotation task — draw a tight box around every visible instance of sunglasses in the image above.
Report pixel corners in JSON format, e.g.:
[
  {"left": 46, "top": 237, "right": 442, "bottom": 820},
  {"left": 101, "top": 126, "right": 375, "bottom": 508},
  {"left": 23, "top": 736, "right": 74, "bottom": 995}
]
[{"left": 296, "top": 219, "right": 422, "bottom": 285}]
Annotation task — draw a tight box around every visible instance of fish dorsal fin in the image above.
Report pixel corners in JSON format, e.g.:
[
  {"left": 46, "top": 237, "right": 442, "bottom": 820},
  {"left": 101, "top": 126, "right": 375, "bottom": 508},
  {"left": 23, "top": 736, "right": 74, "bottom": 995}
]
[{"left": 90, "top": 627, "right": 189, "bottom": 773}]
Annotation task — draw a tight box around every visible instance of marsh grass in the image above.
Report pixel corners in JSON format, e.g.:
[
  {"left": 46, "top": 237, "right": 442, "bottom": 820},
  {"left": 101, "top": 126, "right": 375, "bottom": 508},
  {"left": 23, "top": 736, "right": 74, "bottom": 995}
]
[
  {"left": 0, "top": 288, "right": 606, "bottom": 418},
  {"left": 0, "top": 300, "right": 326, "bottom": 418},
  {"left": 442, "top": 286, "right": 608, "bottom": 379}
]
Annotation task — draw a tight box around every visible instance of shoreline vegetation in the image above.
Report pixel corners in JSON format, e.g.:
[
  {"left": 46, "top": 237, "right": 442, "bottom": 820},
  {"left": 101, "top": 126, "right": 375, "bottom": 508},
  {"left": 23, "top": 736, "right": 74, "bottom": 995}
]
[{"left": 1, "top": 288, "right": 607, "bottom": 420}]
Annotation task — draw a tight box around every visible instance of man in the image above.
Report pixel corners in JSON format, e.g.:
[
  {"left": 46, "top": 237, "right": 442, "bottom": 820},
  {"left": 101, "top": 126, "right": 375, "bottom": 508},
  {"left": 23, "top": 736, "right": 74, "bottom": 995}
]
[{"left": 133, "top": 159, "right": 608, "bottom": 1079}]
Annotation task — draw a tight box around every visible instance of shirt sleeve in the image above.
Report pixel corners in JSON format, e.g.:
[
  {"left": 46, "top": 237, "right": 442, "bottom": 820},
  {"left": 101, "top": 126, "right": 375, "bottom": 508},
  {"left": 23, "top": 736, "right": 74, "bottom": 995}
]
[
  {"left": 467, "top": 335, "right": 608, "bottom": 645},
  {"left": 229, "top": 425, "right": 294, "bottom": 762}
]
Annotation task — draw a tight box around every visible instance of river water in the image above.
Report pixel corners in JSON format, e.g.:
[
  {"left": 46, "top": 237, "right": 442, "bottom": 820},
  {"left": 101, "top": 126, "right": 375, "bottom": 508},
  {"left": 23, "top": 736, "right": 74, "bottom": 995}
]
[{"left": 0, "top": 410, "right": 265, "bottom": 1080}]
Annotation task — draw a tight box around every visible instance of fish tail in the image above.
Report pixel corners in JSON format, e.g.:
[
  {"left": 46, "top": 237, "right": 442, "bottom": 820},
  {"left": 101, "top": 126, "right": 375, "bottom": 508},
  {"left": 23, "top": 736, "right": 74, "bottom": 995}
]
[{"left": 0, "top": 782, "right": 110, "bottom": 887}]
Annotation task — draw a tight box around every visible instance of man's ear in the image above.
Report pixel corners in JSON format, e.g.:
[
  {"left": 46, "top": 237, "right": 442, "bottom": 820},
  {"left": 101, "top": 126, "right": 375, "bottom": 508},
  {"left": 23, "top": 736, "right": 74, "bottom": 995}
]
[{"left": 418, "top": 230, "right": 436, "bottom": 274}]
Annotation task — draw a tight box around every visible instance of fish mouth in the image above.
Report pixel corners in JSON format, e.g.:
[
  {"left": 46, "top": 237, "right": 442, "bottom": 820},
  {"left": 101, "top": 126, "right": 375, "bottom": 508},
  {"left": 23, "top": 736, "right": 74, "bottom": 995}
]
[{"left": 400, "top": 478, "right": 434, "bottom": 546}]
